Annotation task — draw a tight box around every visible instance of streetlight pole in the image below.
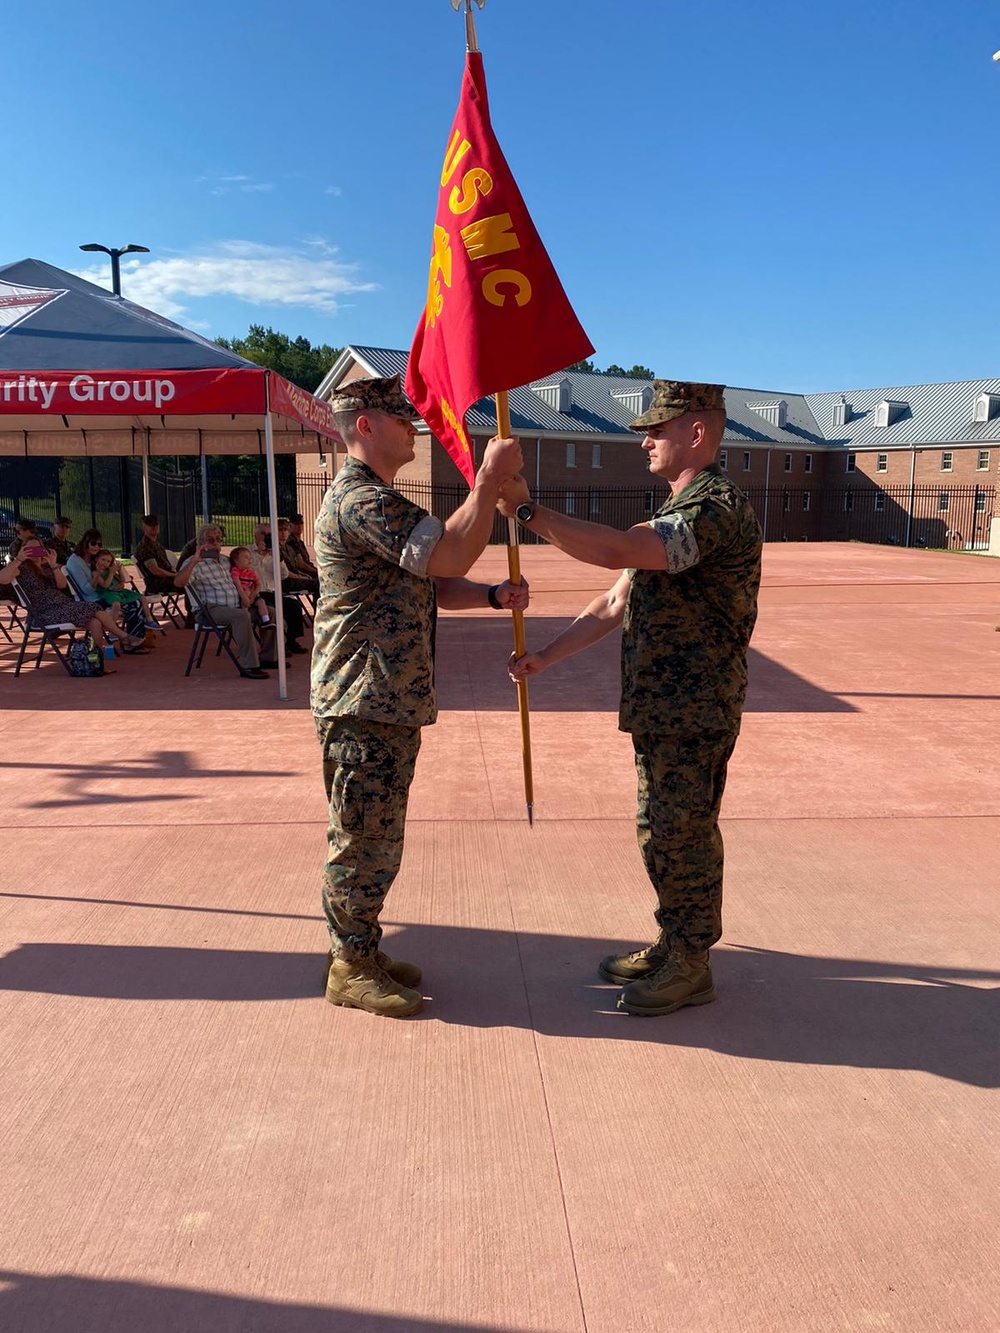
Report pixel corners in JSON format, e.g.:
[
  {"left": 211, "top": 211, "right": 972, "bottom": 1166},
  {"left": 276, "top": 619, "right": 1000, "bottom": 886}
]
[{"left": 78, "top": 243, "right": 151, "bottom": 555}]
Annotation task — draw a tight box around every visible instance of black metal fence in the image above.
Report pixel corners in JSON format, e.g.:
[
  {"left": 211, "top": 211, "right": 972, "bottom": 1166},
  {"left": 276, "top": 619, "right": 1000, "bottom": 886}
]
[
  {"left": 742, "top": 483, "right": 995, "bottom": 549},
  {"left": 295, "top": 474, "right": 997, "bottom": 552},
  {"left": 3, "top": 456, "right": 995, "bottom": 556}
]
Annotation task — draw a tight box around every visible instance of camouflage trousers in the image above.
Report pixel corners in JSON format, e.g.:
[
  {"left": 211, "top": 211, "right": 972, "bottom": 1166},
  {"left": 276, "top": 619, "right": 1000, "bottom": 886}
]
[
  {"left": 632, "top": 729, "right": 738, "bottom": 955},
  {"left": 317, "top": 716, "right": 422, "bottom": 962}
]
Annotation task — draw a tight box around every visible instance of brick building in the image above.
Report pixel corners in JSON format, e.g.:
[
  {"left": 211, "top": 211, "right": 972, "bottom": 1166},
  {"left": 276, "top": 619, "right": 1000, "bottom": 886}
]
[{"left": 305, "top": 348, "right": 999, "bottom": 552}]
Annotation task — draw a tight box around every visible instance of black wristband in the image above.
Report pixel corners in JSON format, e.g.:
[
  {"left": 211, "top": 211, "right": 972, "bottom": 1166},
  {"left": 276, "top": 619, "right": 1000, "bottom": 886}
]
[{"left": 487, "top": 584, "right": 502, "bottom": 610}]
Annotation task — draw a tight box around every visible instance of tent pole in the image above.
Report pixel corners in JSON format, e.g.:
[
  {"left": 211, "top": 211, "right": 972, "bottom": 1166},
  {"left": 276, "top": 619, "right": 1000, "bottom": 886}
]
[
  {"left": 263, "top": 387, "right": 288, "bottom": 701},
  {"left": 142, "top": 446, "right": 151, "bottom": 514}
]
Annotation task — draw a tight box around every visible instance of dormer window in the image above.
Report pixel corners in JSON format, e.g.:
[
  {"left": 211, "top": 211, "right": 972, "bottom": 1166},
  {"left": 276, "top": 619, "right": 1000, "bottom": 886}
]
[{"left": 875, "top": 400, "right": 907, "bottom": 428}]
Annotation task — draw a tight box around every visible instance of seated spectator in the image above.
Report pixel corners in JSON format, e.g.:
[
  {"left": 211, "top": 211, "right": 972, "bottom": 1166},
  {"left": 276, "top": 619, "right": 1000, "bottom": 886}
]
[
  {"left": 0, "top": 541, "right": 144, "bottom": 663},
  {"left": 65, "top": 530, "right": 106, "bottom": 599},
  {"left": 286, "top": 514, "right": 318, "bottom": 578},
  {"left": 228, "top": 547, "right": 270, "bottom": 625},
  {"left": 134, "top": 515, "right": 179, "bottom": 593},
  {"left": 174, "top": 524, "right": 277, "bottom": 679},
  {"left": 9, "top": 519, "right": 39, "bottom": 561},
  {"left": 249, "top": 524, "right": 307, "bottom": 654},
  {"left": 49, "top": 516, "right": 73, "bottom": 565},
  {"left": 90, "top": 549, "right": 158, "bottom": 632},
  {"left": 277, "top": 518, "right": 319, "bottom": 598},
  {"left": 176, "top": 522, "right": 225, "bottom": 572}
]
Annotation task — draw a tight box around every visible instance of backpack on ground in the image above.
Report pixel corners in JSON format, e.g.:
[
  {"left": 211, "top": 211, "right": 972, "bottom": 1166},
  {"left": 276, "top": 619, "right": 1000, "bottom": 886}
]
[{"left": 66, "top": 635, "right": 105, "bottom": 678}]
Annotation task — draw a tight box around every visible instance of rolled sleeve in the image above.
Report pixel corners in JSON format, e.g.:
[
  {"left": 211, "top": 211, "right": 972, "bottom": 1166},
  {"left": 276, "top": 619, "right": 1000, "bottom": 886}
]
[
  {"left": 648, "top": 514, "right": 701, "bottom": 573},
  {"left": 399, "top": 515, "right": 444, "bottom": 576}
]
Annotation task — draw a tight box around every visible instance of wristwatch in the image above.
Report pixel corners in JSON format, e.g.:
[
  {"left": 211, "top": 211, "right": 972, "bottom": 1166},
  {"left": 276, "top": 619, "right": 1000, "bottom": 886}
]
[{"left": 515, "top": 502, "right": 535, "bottom": 525}]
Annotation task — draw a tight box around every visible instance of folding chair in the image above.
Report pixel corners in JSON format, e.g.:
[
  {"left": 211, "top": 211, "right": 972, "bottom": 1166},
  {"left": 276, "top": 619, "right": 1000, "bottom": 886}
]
[
  {"left": 184, "top": 586, "right": 245, "bottom": 677},
  {"left": 0, "top": 592, "right": 19, "bottom": 644},
  {"left": 9, "top": 580, "right": 80, "bottom": 676}
]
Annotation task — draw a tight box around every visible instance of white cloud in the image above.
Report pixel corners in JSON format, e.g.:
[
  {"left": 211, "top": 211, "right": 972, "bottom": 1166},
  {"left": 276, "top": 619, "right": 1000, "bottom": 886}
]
[
  {"left": 325, "top": 185, "right": 343, "bottom": 196},
  {"left": 75, "top": 240, "right": 377, "bottom": 322},
  {"left": 199, "top": 172, "right": 274, "bottom": 195}
]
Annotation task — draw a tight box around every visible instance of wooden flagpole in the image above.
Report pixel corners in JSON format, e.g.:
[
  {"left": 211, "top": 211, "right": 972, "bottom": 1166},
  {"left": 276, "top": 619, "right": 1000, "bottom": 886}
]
[
  {"left": 494, "top": 388, "right": 534, "bottom": 826},
  {"left": 451, "top": 0, "right": 534, "bottom": 824}
]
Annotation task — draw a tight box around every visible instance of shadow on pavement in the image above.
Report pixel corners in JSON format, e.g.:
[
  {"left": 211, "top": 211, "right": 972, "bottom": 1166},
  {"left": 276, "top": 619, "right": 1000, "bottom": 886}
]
[
  {"left": 1, "top": 929, "right": 996, "bottom": 1087},
  {"left": 0, "top": 1271, "right": 551, "bottom": 1333}
]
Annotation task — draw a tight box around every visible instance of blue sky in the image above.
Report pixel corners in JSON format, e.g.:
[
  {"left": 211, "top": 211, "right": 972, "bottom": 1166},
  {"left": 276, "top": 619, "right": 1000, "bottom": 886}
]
[{"left": 6, "top": 0, "right": 1000, "bottom": 391}]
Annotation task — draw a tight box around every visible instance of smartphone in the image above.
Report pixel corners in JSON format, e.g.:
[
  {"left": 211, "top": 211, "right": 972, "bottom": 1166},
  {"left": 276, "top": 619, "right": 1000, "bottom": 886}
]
[
  {"left": 201, "top": 547, "right": 221, "bottom": 560},
  {"left": 22, "top": 545, "right": 48, "bottom": 560}
]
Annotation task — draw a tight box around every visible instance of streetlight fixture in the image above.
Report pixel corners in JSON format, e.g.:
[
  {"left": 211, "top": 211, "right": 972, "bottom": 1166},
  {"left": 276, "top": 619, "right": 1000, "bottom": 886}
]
[
  {"left": 77, "top": 242, "right": 151, "bottom": 554},
  {"left": 78, "top": 242, "right": 150, "bottom": 297}
]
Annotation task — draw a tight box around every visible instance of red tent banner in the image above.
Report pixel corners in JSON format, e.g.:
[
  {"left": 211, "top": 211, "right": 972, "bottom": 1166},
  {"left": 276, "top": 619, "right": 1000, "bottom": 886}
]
[
  {"left": 406, "top": 51, "right": 594, "bottom": 486},
  {"left": 0, "top": 367, "right": 265, "bottom": 417}
]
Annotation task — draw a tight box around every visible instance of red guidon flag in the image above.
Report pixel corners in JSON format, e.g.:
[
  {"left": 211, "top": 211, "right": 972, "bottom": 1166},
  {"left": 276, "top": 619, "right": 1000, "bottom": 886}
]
[{"left": 406, "top": 51, "right": 594, "bottom": 486}]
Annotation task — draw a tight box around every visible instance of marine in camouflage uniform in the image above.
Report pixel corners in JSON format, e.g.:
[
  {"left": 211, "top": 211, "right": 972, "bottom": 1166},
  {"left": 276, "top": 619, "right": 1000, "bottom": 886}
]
[
  {"left": 313, "top": 373, "right": 524, "bottom": 1017},
  {"left": 312, "top": 452, "right": 441, "bottom": 966},
  {"left": 622, "top": 461, "right": 761, "bottom": 969},
  {"left": 503, "top": 380, "right": 762, "bottom": 1015}
]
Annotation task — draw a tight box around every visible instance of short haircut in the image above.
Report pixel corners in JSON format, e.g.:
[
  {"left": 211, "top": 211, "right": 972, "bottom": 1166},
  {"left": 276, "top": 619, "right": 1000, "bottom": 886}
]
[
  {"left": 55, "top": 515, "right": 71, "bottom": 526},
  {"left": 290, "top": 513, "right": 304, "bottom": 525},
  {"left": 142, "top": 514, "right": 159, "bottom": 526},
  {"left": 228, "top": 546, "right": 251, "bottom": 567},
  {"left": 197, "top": 523, "right": 224, "bottom": 544},
  {"left": 331, "top": 408, "right": 362, "bottom": 444},
  {"left": 15, "top": 520, "right": 37, "bottom": 534}
]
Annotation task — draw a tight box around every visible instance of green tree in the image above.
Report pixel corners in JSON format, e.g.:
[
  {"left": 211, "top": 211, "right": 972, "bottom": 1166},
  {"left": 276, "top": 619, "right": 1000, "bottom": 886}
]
[
  {"left": 216, "top": 325, "right": 342, "bottom": 393},
  {"left": 604, "top": 364, "right": 655, "bottom": 380},
  {"left": 565, "top": 359, "right": 597, "bottom": 373}
]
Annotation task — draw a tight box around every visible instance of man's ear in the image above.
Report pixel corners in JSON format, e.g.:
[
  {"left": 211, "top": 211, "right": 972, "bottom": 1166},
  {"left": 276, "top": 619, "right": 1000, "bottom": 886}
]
[{"left": 355, "top": 412, "right": 373, "bottom": 439}]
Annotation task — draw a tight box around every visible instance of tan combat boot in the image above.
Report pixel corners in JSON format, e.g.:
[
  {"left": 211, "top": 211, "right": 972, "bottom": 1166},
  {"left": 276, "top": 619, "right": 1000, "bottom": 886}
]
[
  {"left": 598, "top": 938, "right": 669, "bottom": 984},
  {"left": 322, "top": 949, "right": 422, "bottom": 991},
  {"left": 617, "top": 950, "right": 715, "bottom": 1016},
  {"left": 324, "top": 956, "right": 423, "bottom": 1018}
]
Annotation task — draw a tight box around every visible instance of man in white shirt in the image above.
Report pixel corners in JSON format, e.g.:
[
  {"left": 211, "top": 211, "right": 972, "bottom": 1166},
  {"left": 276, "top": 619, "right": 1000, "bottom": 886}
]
[{"left": 174, "top": 524, "right": 277, "bottom": 679}]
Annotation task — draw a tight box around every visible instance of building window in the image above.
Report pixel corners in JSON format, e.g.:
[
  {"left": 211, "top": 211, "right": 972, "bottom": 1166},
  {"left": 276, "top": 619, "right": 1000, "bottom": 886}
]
[
  {"left": 784, "top": 453, "right": 793, "bottom": 472},
  {"left": 782, "top": 491, "right": 790, "bottom": 512},
  {"left": 591, "top": 443, "right": 601, "bottom": 469},
  {"left": 941, "top": 451, "right": 953, "bottom": 472},
  {"left": 975, "top": 492, "right": 987, "bottom": 513},
  {"left": 589, "top": 494, "right": 600, "bottom": 515},
  {"left": 846, "top": 453, "right": 856, "bottom": 473},
  {"left": 743, "top": 451, "right": 752, "bottom": 472},
  {"left": 877, "top": 454, "right": 888, "bottom": 472},
  {"left": 874, "top": 493, "right": 886, "bottom": 512},
  {"left": 804, "top": 454, "right": 813, "bottom": 473},
  {"left": 565, "top": 493, "right": 576, "bottom": 515},
  {"left": 566, "top": 442, "right": 576, "bottom": 468},
  {"left": 803, "top": 492, "right": 811, "bottom": 512},
  {"left": 644, "top": 492, "right": 655, "bottom": 514},
  {"left": 977, "top": 450, "right": 990, "bottom": 471},
  {"left": 719, "top": 450, "right": 728, "bottom": 470},
  {"left": 938, "top": 492, "right": 950, "bottom": 513},
  {"left": 844, "top": 492, "right": 854, "bottom": 512}
]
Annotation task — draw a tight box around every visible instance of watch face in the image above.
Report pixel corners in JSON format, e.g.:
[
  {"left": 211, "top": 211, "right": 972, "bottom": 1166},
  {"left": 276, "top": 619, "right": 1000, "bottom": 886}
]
[{"left": 516, "top": 503, "right": 533, "bottom": 522}]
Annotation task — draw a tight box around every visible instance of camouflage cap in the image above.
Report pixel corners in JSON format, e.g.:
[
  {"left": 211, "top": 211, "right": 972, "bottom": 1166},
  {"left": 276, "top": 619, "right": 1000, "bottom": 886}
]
[
  {"left": 328, "top": 373, "right": 419, "bottom": 421},
  {"left": 629, "top": 380, "right": 726, "bottom": 433}
]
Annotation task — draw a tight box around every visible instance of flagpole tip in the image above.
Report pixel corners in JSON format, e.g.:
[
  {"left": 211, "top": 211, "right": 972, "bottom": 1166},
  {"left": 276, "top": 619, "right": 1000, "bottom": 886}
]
[{"left": 526, "top": 803, "right": 534, "bottom": 828}]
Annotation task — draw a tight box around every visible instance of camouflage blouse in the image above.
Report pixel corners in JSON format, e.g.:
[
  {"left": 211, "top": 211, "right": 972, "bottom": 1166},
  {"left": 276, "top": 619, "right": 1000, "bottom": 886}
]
[
  {"left": 620, "top": 464, "right": 762, "bottom": 739},
  {"left": 310, "top": 458, "right": 444, "bottom": 727}
]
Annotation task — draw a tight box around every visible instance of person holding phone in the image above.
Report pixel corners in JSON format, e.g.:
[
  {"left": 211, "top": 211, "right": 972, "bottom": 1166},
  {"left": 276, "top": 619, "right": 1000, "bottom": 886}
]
[
  {"left": 0, "top": 542, "right": 142, "bottom": 657},
  {"left": 174, "top": 524, "right": 278, "bottom": 679}
]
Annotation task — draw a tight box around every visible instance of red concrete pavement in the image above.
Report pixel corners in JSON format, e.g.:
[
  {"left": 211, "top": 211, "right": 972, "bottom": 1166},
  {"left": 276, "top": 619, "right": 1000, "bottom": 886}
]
[{"left": 1, "top": 543, "right": 998, "bottom": 1332}]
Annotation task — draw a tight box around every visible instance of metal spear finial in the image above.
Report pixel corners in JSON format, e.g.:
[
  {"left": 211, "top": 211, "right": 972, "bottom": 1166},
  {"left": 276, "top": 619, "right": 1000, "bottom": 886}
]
[{"left": 450, "top": 0, "right": 486, "bottom": 52}]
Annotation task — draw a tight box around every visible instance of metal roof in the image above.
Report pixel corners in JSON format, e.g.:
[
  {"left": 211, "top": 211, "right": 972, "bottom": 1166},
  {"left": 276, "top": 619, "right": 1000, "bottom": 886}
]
[{"left": 335, "top": 347, "right": 1000, "bottom": 449}]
